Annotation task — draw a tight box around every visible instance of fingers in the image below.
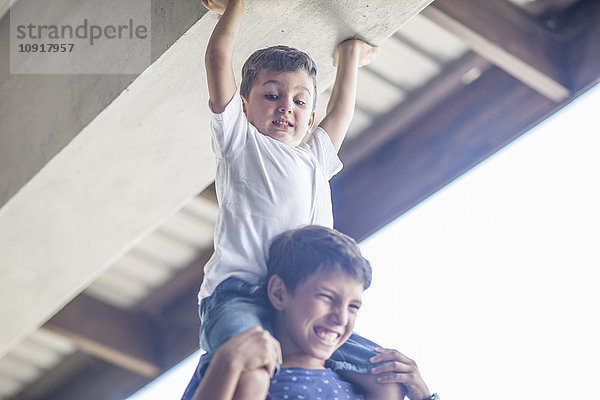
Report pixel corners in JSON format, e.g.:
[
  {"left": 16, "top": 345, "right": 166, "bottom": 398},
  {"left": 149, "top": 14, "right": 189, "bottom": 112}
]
[
  {"left": 333, "top": 39, "right": 378, "bottom": 67},
  {"left": 202, "top": 0, "right": 228, "bottom": 14},
  {"left": 261, "top": 330, "right": 283, "bottom": 376},
  {"left": 370, "top": 348, "right": 418, "bottom": 383},
  {"left": 358, "top": 45, "right": 378, "bottom": 67},
  {"left": 201, "top": 0, "right": 213, "bottom": 11},
  {"left": 234, "top": 326, "right": 282, "bottom": 376},
  {"left": 265, "top": 331, "right": 283, "bottom": 376},
  {"left": 370, "top": 347, "right": 414, "bottom": 365},
  {"left": 371, "top": 360, "right": 415, "bottom": 375},
  {"left": 369, "top": 348, "right": 432, "bottom": 399},
  {"left": 372, "top": 364, "right": 417, "bottom": 387},
  {"left": 265, "top": 343, "right": 281, "bottom": 377}
]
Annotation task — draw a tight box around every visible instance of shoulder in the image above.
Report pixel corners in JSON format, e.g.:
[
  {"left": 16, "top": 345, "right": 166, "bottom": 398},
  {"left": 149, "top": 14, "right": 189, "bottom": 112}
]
[
  {"left": 300, "top": 127, "right": 344, "bottom": 178},
  {"left": 302, "top": 127, "right": 337, "bottom": 153},
  {"left": 210, "top": 92, "right": 244, "bottom": 121},
  {"left": 210, "top": 93, "right": 254, "bottom": 156}
]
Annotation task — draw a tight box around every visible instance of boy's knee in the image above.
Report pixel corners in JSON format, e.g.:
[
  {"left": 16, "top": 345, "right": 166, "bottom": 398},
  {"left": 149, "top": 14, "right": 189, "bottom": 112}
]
[
  {"left": 372, "top": 382, "right": 405, "bottom": 400},
  {"left": 233, "top": 368, "right": 271, "bottom": 400}
]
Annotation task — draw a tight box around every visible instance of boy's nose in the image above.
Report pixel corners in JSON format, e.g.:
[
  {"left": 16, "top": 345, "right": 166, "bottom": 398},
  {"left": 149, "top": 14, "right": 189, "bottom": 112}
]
[
  {"left": 278, "top": 100, "right": 292, "bottom": 113},
  {"left": 330, "top": 306, "right": 349, "bottom": 326}
]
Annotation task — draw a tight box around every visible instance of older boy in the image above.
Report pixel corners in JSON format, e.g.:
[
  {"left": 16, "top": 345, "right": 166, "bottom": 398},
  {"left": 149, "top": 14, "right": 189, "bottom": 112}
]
[
  {"left": 191, "top": 226, "right": 438, "bottom": 400},
  {"left": 186, "top": 0, "right": 383, "bottom": 398}
]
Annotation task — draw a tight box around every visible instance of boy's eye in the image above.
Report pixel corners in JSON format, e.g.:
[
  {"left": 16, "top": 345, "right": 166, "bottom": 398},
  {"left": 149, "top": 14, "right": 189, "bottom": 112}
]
[
  {"left": 349, "top": 304, "right": 360, "bottom": 313},
  {"left": 265, "top": 94, "right": 278, "bottom": 100},
  {"left": 318, "top": 293, "right": 333, "bottom": 301},
  {"left": 294, "top": 99, "right": 306, "bottom": 106}
]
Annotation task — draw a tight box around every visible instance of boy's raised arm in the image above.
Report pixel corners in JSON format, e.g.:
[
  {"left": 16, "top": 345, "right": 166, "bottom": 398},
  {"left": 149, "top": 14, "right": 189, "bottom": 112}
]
[
  {"left": 203, "top": 0, "right": 245, "bottom": 113},
  {"left": 318, "top": 39, "right": 378, "bottom": 152}
]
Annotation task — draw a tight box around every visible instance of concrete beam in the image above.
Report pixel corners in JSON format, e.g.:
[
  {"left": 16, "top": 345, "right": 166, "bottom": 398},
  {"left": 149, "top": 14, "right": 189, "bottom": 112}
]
[
  {"left": 44, "top": 294, "right": 160, "bottom": 378},
  {"left": 0, "top": 0, "right": 432, "bottom": 358},
  {"left": 424, "top": 0, "right": 571, "bottom": 102},
  {"left": 0, "top": 0, "right": 207, "bottom": 209}
]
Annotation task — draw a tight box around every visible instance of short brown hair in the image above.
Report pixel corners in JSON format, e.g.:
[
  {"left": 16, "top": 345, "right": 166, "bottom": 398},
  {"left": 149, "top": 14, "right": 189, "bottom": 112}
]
[
  {"left": 240, "top": 45, "right": 318, "bottom": 111},
  {"left": 267, "top": 225, "right": 372, "bottom": 294}
]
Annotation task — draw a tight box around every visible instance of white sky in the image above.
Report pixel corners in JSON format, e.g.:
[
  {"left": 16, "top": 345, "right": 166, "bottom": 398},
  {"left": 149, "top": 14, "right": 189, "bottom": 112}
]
[
  {"left": 356, "top": 83, "right": 600, "bottom": 399},
  {"left": 128, "top": 84, "right": 600, "bottom": 399}
]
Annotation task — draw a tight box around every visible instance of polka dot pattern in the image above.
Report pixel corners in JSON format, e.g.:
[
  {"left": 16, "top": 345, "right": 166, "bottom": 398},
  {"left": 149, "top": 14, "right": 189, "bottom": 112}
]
[{"left": 267, "top": 367, "right": 364, "bottom": 400}]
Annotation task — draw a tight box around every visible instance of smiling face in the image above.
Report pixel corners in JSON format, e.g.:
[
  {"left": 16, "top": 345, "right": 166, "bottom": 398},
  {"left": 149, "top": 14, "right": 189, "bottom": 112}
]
[
  {"left": 241, "top": 69, "right": 316, "bottom": 146},
  {"left": 269, "top": 268, "right": 364, "bottom": 369}
]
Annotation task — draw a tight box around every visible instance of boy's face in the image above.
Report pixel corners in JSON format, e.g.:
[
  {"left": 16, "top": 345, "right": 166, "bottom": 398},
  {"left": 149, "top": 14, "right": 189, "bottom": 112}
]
[
  {"left": 270, "top": 269, "right": 363, "bottom": 369},
  {"left": 242, "top": 69, "right": 316, "bottom": 146}
]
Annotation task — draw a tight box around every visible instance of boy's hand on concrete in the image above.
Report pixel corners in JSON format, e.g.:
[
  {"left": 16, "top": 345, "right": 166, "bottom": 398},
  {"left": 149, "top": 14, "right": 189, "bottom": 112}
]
[
  {"left": 202, "top": 0, "right": 229, "bottom": 14},
  {"left": 215, "top": 326, "right": 282, "bottom": 377},
  {"left": 370, "top": 348, "right": 432, "bottom": 400},
  {"left": 334, "top": 39, "right": 378, "bottom": 68}
]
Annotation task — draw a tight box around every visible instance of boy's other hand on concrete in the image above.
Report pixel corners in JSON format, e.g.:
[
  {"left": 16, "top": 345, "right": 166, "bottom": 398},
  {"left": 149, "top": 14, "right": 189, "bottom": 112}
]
[
  {"left": 202, "top": 0, "right": 229, "bottom": 14},
  {"left": 334, "top": 39, "right": 378, "bottom": 68}
]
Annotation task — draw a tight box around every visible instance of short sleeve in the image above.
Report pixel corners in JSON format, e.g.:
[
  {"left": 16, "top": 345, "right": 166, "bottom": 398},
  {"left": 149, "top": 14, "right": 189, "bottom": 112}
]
[
  {"left": 210, "top": 94, "right": 249, "bottom": 159},
  {"left": 302, "top": 127, "right": 343, "bottom": 179}
]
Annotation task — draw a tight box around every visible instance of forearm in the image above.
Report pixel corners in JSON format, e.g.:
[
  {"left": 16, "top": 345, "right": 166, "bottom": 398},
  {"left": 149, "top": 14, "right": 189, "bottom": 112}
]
[
  {"left": 206, "top": 0, "right": 244, "bottom": 57},
  {"left": 326, "top": 44, "right": 360, "bottom": 124},
  {"left": 191, "top": 353, "right": 242, "bottom": 400},
  {"left": 318, "top": 42, "right": 361, "bottom": 151},
  {"left": 205, "top": 0, "right": 245, "bottom": 112}
]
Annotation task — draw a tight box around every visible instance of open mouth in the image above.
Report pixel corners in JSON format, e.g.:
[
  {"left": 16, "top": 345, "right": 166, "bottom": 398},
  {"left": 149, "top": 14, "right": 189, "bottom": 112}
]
[
  {"left": 314, "top": 327, "right": 340, "bottom": 345},
  {"left": 273, "top": 119, "right": 293, "bottom": 128}
]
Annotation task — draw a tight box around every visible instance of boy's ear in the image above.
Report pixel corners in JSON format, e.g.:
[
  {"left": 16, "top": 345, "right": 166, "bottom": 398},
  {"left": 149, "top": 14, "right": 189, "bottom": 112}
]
[
  {"left": 241, "top": 95, "right": 248, "bottom": 115},
  {"left": 267, "top": 274, "right": 288, "bottom": 311},
  {"left": 307, "top": 111, "right": 315, "bottom": 133}
]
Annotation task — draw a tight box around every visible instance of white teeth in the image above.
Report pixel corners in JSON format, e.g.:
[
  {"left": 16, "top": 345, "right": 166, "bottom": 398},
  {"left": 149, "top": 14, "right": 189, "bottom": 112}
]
[
  {"left": 274, "top": 120, "right": 291, "bottom": 126},
  {"left": 315, "top": 329, "right": 338, "bottom": 343}
]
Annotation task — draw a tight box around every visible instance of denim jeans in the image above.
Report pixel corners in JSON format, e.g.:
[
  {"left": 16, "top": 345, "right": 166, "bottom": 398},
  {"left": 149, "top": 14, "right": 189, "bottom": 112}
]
[{"left": 181, "top": 277, "right": 380, "bottom": 400}]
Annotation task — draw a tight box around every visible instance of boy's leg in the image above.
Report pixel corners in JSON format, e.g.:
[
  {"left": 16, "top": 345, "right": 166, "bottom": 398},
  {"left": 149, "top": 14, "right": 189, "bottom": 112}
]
[
  {"left": 230, "top": 368, "right": 271, "bottom": 400},
  {"left": 199, "top": 278, "right": 273, "bottom": 354},
  {"left": 337, "top": 370, "right": 405, "bottom": 400},
  {"left": 181, "top": 277, "right": 273, "bottom": 400},
  {"left": 328, "top": 333, "right": 406, "bottom": 399},
  {"left": 327, "top": 333, "right": 379, "bottom": 374}
]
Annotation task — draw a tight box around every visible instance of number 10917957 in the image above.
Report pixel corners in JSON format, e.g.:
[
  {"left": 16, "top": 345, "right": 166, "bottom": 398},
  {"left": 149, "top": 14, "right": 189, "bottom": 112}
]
[{"left": 18, "top": 43, "right": 74, "bottom": 52}]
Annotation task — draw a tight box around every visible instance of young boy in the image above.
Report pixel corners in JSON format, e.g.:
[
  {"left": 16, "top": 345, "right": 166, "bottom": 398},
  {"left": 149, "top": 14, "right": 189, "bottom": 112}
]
[
  {"left": 183, "top": 0, "right": 384, "bottom": 398},
  {"left": 191, "top": 226, "right": 437, "bottom": 400}
]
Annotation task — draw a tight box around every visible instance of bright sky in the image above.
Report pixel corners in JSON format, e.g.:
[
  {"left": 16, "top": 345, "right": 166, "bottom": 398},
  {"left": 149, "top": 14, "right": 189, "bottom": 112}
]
[
  {"left": 128, "top": 84, "right": 600, "bottom": 399},
  {"left": 356, "top": 83, "right": 600, "bottom": 399}
]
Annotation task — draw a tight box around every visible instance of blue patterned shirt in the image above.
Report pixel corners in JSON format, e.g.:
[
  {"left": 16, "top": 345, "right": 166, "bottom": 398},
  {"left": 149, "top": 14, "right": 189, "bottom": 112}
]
[{"left": 268, "top": 367, "right": 364, "bottom": 400}]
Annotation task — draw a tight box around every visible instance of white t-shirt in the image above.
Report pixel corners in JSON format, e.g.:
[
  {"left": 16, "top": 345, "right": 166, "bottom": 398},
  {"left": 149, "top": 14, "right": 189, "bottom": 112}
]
[{"left": 198, "top": 94, "right": 343, "bottom": 300}]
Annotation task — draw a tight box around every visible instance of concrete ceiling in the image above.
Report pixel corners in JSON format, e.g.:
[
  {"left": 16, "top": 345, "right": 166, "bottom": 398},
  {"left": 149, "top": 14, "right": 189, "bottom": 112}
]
[{"left": 0, "top": 0, "right": 432, "bottom": 369}]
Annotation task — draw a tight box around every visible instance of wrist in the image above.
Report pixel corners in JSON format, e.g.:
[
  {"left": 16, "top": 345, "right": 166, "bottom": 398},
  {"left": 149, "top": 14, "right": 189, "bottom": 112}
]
[
  {"left": 222, "top": 0, "right": 244, "bottom": 16},
  {"left": 338, "top": 40, "right": 361, "bottom": 58},
  {"left": 407, "top": 383, "right": 433, "bottom": 400}
]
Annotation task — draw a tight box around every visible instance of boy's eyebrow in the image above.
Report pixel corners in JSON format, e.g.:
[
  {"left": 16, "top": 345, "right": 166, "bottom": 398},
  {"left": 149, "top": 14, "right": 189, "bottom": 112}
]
[{"left": 262, "top": 80, "right": 312, "bottom": 95}]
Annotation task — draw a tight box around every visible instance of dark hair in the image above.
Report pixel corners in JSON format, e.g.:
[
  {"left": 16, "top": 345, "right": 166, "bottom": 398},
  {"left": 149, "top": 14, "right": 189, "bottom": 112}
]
[
  {"left": 267, "top": 225, "right": 372, "bottom": 294},
  {"left": 240, "top": 45, "right": 318, "bottom": 111}
]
